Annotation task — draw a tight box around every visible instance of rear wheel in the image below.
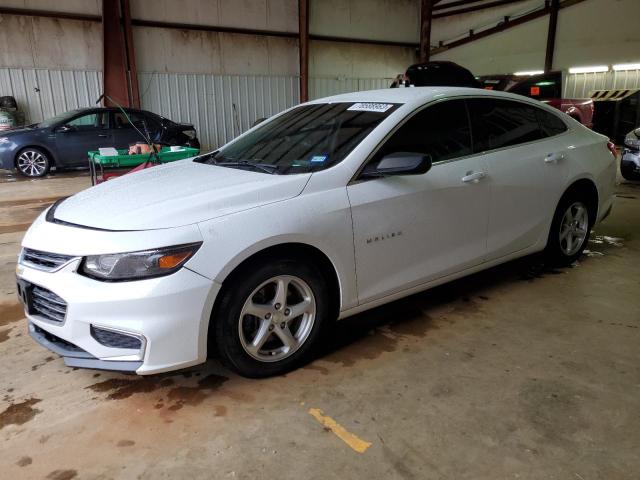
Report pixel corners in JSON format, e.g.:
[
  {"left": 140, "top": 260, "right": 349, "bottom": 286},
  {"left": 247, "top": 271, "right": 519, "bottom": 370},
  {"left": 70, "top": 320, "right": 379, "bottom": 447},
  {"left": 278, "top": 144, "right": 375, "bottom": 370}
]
[
  {"left": 213, "top": 258, "right": 329, "bottom": 378},
  {"left": 545, "top": 195, "right": 592, "bottom": 266},
  {"left": 16, "top": 148, "right": 50, "bottom": 177}
]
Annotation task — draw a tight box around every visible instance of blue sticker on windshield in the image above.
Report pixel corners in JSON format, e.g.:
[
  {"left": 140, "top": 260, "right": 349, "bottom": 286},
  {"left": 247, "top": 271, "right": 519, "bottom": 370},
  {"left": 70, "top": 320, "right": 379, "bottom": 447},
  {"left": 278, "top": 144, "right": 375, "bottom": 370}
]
[{"left": 310, "top": 155, "right": 328, "bottom": 163}]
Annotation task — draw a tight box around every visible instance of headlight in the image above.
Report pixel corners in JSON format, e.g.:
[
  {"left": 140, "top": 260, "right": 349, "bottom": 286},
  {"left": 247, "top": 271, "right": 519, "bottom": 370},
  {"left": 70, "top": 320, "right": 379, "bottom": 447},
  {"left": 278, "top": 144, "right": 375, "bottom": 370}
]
[
  {"left": 80, "top": 243, "right": 202, "bottom": 281},
  {"left": 624, "top": 134, "right": 640, "bottom": 149},
  {"left": 0, "top": 137, "right": 10, "bottom": 144},
  {"left": 183, "top": 129, "right": 196, "bottom": 139}
]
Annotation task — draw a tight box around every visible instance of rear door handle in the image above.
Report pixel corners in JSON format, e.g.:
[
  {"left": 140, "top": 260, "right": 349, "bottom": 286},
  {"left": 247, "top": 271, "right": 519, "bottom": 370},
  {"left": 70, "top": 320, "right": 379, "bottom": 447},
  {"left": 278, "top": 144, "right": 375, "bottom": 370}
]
[
  {"left": 98, "top": 134, "right": 110, "bottom": 138},
  {"left": 544, "top": 152, "right": 565, "bottom": 164},
  {"left": 462, "top": 171, "right": 487, "bottom": 183}
]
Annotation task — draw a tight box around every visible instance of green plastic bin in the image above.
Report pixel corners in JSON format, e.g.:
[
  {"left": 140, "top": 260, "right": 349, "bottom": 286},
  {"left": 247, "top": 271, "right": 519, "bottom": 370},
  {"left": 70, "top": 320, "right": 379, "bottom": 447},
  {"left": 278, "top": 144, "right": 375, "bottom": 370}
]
[{"left": 87, "top": 146, "right": 200, "bottom": 168}]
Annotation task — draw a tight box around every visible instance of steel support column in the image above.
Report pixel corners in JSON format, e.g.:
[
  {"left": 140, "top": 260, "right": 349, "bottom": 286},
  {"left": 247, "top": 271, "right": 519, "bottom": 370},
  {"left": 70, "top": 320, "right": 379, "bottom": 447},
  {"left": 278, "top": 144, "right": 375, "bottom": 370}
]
[
  {"left": 545, "top": 0, "right": 560, "bottom": 72},
  {"left": 420, "top": 0, "right": 434, "bottom": 63},
  {"left": 102, "top": 0, "right": 138, "bottom": 107},
  {"left": 298, "top": 0, "right": 309, "bottom": 103}
]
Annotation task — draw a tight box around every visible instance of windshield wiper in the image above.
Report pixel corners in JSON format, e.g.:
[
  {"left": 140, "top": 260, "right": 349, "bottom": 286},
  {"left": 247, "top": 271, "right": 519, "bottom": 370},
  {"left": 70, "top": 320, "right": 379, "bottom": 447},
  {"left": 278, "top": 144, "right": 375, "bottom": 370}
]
[{"left": 215, "top": 160, "right": 280, "bottom": 174}]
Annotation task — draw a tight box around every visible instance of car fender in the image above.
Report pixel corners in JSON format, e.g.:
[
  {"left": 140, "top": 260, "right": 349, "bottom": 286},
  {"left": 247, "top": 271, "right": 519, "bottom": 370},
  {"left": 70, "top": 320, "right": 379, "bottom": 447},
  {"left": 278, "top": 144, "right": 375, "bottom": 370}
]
[{"left": 192, "top": 189, "right": 358, "bottom": 312}]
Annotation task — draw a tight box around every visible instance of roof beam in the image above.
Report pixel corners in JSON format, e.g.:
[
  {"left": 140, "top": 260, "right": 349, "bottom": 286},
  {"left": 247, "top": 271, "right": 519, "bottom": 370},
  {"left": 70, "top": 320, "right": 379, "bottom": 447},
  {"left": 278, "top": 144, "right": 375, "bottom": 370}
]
[
  {"left": 0, "top": 6, "right": 100, "bottom": 22},
  {"left": 433, "top": 0, "right": 527, "bottom": 18},
  {"left": 434, "top": 0, "right": 588, "bottom": 53}
]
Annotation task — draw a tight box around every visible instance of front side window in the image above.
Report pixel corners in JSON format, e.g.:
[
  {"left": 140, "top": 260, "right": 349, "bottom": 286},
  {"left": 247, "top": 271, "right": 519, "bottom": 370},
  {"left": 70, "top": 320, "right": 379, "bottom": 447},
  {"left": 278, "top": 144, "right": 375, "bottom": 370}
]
[
  {"left": 198, "top": 102, "right": 400, "bottom": 174},
  {"left": 373, "top": 99, "right": 472, "bottom": 163},
  {"left": 467, "top": 98, "right": 545, "bottom": 152},
  {"left": 67, "top": 112, "right": 108, "bottom": 130}
]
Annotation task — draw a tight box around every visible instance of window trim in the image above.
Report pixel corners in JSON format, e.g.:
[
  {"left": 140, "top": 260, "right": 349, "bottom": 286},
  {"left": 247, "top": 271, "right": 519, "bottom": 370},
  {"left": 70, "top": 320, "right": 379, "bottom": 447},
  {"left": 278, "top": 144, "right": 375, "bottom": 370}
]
[{"left": 349, "top": 95, "right": 572, "bottom": 185}]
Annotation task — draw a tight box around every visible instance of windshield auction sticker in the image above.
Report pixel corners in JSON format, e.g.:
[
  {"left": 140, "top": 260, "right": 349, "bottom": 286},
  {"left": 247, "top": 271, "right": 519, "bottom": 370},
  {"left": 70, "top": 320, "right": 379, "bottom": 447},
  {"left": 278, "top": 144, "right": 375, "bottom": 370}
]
[{"left": 347, "top": 103, "right": 394, "bottom": 113}]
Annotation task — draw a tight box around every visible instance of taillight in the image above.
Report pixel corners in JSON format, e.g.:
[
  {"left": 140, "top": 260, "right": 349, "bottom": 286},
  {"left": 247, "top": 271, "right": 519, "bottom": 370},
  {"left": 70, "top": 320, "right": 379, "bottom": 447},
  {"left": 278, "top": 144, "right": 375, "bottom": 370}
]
[{"left": 607, "top": 141, "right": 617, "bottom": 158}]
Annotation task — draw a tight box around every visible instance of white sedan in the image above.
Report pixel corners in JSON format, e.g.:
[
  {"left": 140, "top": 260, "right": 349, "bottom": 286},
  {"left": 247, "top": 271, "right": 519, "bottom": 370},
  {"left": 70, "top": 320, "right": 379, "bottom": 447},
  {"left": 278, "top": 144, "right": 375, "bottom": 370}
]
[{"left": 16, "top": 87, "right": 616, "bottom": 377}]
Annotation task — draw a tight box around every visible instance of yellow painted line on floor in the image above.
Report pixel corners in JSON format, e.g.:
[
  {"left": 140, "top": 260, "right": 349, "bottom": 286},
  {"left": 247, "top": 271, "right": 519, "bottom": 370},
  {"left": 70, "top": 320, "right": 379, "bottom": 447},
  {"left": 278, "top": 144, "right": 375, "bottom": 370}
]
[{"left": 308, "top": 408, "right": 372, "bottom": 453}]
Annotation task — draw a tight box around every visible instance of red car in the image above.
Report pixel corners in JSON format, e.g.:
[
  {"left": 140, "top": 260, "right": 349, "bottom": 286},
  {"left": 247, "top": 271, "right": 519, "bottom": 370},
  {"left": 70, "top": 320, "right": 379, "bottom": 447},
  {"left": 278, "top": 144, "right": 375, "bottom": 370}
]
[{"left": 481, "top": 72, "right": 594, "bottom": 128}]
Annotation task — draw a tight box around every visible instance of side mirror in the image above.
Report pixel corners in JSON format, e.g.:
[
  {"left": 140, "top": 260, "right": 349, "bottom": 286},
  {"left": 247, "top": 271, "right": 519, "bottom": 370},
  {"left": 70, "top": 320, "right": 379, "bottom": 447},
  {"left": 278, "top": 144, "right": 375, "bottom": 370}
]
[{"left": 362, "top": 152, "right": 432, "bottom": 178}]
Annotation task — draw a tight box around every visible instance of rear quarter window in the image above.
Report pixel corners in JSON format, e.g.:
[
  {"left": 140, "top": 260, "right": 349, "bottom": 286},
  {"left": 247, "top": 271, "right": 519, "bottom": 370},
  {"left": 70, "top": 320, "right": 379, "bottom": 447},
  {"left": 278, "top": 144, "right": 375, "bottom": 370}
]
[{"left": 535, "top": 108, "right": 568, "bottom": 137}]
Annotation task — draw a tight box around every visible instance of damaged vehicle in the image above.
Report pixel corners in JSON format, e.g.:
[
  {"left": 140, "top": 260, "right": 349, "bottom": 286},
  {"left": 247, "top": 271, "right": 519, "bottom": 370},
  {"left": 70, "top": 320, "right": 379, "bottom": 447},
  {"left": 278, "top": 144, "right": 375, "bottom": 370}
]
[
  {"left": 16, "top": 87, "right": 616, "bottom": 377},
  {"left": 621, "top": 127, "right": 640, "bottom": 180}
]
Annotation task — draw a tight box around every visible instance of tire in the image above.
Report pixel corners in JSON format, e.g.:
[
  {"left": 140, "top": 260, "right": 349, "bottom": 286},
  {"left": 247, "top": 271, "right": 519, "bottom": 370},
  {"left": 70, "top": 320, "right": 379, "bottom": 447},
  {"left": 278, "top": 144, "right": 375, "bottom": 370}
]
[
  {"left": 544, "top": 193, "right": 593, "bottom": 267},
  {"left": 16, "top": 148, "right": 51, "bottom": 177},
  {"left": 213, "top": 257, "right": 330, "bottom": 378}
]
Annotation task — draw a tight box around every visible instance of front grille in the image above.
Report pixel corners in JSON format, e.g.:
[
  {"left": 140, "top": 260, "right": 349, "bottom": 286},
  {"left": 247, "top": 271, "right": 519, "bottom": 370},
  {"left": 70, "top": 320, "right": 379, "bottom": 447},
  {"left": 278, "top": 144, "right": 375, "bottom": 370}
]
[
  {"left": 31, "top": 286, "right": 67, "bottom": 323},
  {"left": 91, "top": 326, "right": 142, "bottom": 350},
  {"left": 21, "top": 248, "right": 75, "bottom": 271}
]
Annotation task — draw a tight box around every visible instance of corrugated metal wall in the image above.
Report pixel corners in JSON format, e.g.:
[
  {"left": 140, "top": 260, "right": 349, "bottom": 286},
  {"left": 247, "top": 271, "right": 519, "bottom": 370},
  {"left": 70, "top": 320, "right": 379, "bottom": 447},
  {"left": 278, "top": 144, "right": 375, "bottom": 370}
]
[
  {"left": 564, "top": 69, "right": 640, "bottom": 98},
  {"left": 0, "top": 68, "right": 103, "bottom": 125},
  {"left": 138, "top": 72, "right": 299, "bottom": 150},
  {"left": 309, "top": 76, "right": 391, "bottom": 100}
]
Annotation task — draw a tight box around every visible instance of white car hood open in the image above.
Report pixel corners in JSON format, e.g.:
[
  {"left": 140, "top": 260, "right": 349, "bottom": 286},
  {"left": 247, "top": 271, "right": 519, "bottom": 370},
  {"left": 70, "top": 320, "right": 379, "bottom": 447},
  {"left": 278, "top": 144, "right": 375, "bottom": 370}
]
[{"left": 53, "top": 160, "right": 311, "bottom": 231}]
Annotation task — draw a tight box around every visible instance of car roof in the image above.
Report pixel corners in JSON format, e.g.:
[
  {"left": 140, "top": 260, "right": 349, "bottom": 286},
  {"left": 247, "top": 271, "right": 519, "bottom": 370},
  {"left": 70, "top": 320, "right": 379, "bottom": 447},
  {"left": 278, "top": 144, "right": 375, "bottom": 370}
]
[{"left": 306, "top": 86, "right": 545, "bottom": 109}]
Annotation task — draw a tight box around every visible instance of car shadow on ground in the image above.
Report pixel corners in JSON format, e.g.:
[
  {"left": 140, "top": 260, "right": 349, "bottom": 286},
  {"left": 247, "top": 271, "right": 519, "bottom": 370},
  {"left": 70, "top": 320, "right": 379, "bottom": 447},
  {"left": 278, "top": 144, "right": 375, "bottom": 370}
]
[{"left": 316, "top": 253, "right": 566, "bottom": 363}]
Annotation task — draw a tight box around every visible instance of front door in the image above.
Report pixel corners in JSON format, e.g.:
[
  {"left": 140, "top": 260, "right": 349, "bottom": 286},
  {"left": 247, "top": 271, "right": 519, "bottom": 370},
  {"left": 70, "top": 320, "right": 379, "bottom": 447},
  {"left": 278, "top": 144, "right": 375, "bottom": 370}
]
[
  {"left": 55, "top": 111, "right": 111, "bottom": 167},
  {"left": 347, "top": 99, "right": 491, "bottom": 304}
]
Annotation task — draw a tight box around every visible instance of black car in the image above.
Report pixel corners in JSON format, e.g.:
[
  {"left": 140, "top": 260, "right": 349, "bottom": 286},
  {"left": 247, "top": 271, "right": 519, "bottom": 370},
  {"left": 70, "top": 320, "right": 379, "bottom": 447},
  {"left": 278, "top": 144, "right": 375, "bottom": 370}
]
[
  {"left": 391, "top": 61, "right": 481, "bottom": 88},
  {"left": 0, "top": 107, "right": 199, "bottom": 177}
]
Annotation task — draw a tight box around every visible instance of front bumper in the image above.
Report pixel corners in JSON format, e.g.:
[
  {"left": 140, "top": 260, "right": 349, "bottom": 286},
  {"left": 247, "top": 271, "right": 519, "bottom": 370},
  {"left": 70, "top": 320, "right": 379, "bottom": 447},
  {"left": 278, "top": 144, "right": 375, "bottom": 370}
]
[
  {"left": 621, "top": 149, "right": 640, "bottom": 177},
  {"left": 17, "top": 259, "right": 220, "bottom": 375}
]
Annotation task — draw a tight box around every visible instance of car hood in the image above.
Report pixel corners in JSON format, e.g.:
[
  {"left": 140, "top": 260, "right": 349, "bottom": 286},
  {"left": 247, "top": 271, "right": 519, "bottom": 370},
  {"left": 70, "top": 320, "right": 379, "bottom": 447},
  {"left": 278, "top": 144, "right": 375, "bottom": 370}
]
[
  {"left": 0, "top": 125, "right": 40, "bottom": 136},
  {"left": 53, "top": 160, "right": 311, "bottom": 231}
]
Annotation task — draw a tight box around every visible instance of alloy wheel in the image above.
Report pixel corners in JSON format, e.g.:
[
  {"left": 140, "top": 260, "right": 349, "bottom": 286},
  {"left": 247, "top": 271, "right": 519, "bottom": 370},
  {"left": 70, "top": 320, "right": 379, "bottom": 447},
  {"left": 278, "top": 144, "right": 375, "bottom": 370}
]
[
  {"left": 238, "top": 275, "right": 316, "bottom": 362},
  {"left": 17, "top": 150, "right": 47, "bottom": 177},
  {"left": 559, "top": 201, "right": 589, "bottom": 256}
]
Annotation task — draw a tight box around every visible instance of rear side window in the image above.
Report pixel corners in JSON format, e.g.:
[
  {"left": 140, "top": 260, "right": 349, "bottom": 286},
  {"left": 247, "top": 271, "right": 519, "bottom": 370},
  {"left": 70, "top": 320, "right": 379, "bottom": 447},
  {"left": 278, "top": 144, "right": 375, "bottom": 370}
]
[
  {"left": 536, "top": 108, "right": 568, "bottom": 136},
  {"left": 376, "top": 99, "right": 472, "bottom": 163},
  {"left": 467, "top": 98, "right": 545, "bottom": 152}
]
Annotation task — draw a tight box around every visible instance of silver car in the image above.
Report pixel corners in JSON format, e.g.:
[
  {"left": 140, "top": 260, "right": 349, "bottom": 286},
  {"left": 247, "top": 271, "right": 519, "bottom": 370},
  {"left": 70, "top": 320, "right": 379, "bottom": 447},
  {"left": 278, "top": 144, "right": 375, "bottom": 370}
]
[{"left": 621, "top": 127, "right": 640, "bottom": 180}]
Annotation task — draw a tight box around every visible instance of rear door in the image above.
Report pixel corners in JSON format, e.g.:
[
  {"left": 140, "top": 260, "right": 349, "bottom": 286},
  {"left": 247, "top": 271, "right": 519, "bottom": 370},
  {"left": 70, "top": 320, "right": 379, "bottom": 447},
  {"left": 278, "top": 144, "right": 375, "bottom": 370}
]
[
  {"left": 466, "top": 98, "right": 566, "bottom": 260},
  {"left": 54, "top": 110, "right": 111, "bottom": 166},
  {"left": 109, "top": 110, "right": 155, "bottom": 149},
  {"left": 347, "top": 99, "right": 491, "bottom": 304}
]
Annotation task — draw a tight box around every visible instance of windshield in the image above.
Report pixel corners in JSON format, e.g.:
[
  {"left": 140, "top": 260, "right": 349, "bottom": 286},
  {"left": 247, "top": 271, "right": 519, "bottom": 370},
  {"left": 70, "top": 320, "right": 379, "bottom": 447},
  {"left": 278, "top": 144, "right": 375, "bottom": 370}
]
[
  {"left": 38, "top": 109, "right": 84, "bottom": 128},
  {"left": 197, "top": 102, "right": 400, "bottom": 174}
]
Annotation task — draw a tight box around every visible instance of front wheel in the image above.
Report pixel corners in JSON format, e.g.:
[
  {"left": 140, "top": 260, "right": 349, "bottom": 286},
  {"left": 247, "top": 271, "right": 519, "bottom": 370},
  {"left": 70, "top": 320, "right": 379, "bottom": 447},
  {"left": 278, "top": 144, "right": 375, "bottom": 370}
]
[
  {"left": 213, "top": 258, "right": 329, "bottom": 378},
  {"left": 16, "top": 148, "right": 51, "bottom": 177},
  {"left": 545, "top": 196, "right": 592, "bottom": 267}
]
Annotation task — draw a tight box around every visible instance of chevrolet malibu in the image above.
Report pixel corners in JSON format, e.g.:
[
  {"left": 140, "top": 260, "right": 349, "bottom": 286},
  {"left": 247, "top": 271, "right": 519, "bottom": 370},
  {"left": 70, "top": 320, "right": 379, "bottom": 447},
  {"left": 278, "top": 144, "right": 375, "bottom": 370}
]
[{"left": 16, "top": 88, "right": 616, "bottom": 377}]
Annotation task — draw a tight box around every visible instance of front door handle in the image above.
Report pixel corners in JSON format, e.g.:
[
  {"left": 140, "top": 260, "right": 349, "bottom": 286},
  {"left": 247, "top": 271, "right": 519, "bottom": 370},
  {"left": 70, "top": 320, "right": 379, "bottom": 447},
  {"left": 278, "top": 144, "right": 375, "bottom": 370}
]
[
  {"left": 98, "top": 134, "right": 110, "bottom": 138},
  {"left": 462, "top": 171, "right": 487, "bottom": 183},
  {"left": 544, "top": 152, "right": 565, "bottom": 164}
]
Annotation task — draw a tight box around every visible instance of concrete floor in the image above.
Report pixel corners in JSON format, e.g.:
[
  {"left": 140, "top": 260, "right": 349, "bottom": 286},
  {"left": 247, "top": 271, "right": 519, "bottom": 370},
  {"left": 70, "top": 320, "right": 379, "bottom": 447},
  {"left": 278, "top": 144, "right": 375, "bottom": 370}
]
[{"left": 0, "top": 167, "right": 638, "bottom": 480}]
